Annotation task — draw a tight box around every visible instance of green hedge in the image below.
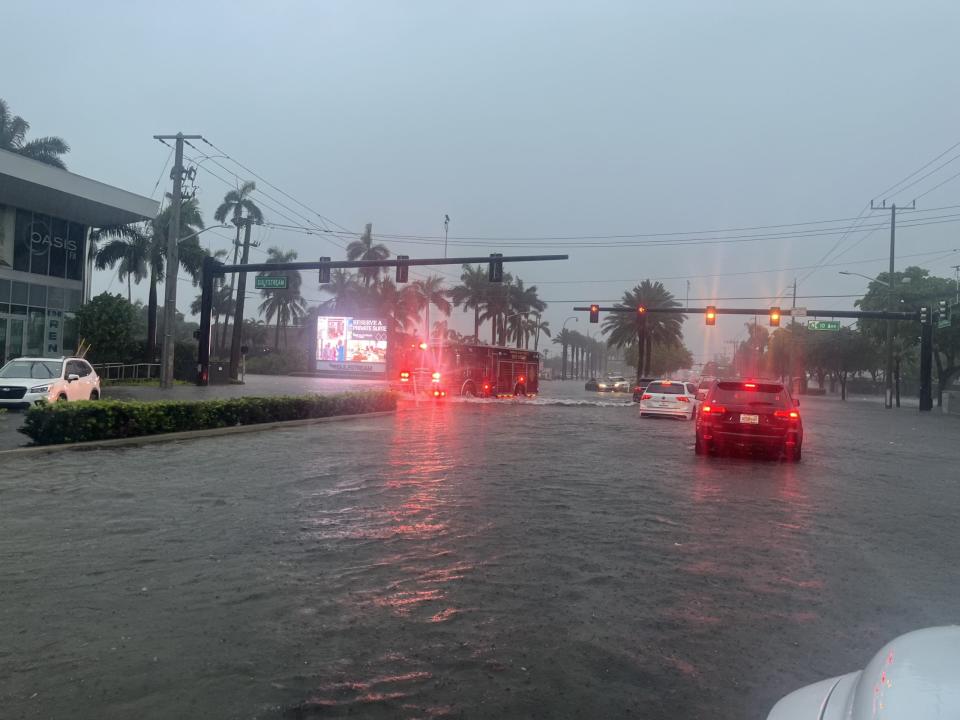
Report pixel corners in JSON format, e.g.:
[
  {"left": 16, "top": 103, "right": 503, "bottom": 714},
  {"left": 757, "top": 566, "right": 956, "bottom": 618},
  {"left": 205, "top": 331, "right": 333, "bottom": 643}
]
[{"left": 19, "top": 391, "right": 397, "bottom": 446}]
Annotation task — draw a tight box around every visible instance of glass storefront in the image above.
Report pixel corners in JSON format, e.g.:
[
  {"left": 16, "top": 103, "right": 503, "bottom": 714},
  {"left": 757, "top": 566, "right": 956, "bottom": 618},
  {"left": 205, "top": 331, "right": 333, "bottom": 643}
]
[{"left": 0, "top": 207, "right": 85, "bottom": 365}]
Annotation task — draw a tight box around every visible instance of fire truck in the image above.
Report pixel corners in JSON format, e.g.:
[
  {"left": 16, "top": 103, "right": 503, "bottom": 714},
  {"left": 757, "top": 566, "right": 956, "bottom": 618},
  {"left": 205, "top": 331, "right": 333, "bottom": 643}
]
[{"left": 396, "top": 341, "right": 540, "bottom": 398}]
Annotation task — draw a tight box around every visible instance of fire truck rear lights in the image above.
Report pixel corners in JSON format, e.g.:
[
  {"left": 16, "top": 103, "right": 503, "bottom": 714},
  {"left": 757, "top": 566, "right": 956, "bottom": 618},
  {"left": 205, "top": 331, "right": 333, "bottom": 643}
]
[
  {"left": 418, "top": 342, "right": 429, "bottom": 350},
  {"left": 399, "top": 371, "right": 410, "bottom": 382},
  {"left": 518, "top": 376, "right": 525, "bottom": 383},
  {"left": 431, "top": 371, "right": 441, "bottom": 382}
]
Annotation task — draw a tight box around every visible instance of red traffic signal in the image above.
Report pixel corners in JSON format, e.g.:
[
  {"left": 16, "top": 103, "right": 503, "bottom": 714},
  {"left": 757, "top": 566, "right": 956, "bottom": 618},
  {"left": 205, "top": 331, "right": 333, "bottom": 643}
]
[
  {"left": 769, "top": 306, "right": 781, "bottom": 327},
  {"left": 637, "top": 305, "right": 647, "bottom": 315},
  {"left": 705, "top": 306, "right": 717, "bottom": 325},
  {"left": 589, "top": 304, "right": 600, "bottom": 323}
]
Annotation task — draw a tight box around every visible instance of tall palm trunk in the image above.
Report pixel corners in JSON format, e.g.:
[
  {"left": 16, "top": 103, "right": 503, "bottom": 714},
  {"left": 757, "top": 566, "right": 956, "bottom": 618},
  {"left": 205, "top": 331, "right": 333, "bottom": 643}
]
[
  {"left": 490, "top": 316, "right": 496, "bottom": 345},
  {"left": 424, "top": 305, "right": 431, "bottom": 344},
  {"left": 127, "top": 274, "right": 132, "bottom": 303},
  {"left": 473, "top": 306, "right": 480, "bottom": 340},
  {"left": 635, "top": 326, "right": 646, "bottom": 383},
  {"left": 561, "top": 342, "right": 567, "bottom": 380},
  {"left": 275, "top": 313, "right": 282, "bottom": 349},
  {"left": 644, "top": 339, "right": 653, "bottom": 377},
  {"left": 147, "top": 269, "right": 159, "bottom": 361}
]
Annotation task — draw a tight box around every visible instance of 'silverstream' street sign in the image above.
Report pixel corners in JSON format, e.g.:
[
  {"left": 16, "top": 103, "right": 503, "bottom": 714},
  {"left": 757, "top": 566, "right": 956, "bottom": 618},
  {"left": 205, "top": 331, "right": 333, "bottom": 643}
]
[{"left": 254, "top": 276, "right": 288, "bottom": 290}]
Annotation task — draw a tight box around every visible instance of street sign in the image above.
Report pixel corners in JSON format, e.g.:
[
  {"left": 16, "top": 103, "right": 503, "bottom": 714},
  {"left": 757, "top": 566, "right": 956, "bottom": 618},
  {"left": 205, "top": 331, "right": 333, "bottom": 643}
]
[
  {"left": 254, "top": 276, "right": 288, "bottom": 290},
  {"left": 807, "top": 320, "right": 840, "bottom": 331},
  {"left": 938, "top": 317, "right": 951, "bottom": 329},
  {"left": 792, "top": 307, "right": 807, "bottom": 317}
]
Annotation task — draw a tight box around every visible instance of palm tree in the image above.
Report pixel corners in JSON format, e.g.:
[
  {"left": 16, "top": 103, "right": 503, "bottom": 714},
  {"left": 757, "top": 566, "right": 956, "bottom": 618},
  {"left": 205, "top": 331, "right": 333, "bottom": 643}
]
[
  {"left": 91, "top": 194, "right": 205, "bottom": 359},
  {"left": 214, "top": 181, "right": 264, "bottom": 335},
  {"left": 410, "top": 276, "right": 452, "bottom": 342},
  {"left": 449, "top": 265, "right": 488, "bottom": 340},
  {"left": 346, "top": 223, "right": 390, "bottom": 286},
  {"left": 257, "top": 247, "right": 308, "bottom": 349},
  {"left": 318, "top": 269, "right": 360, "bottom": 316},
  {"left": 0, "top": 98, "right": 70, "bottom": 169},
  {"left": 529, "top": 316, "right": 551, "bottom": 351},
  {"left": 480, "top": 273, "right": 513, "bottom": 345},
  {"left": 364, "top": 278, "right": 417, "bottom": 374},
  {"left": 93, "top": 226, "right": 150, "bottom": 302},
  {"left": 553, "top": 327, "right": 576, "bottom": 380},
  {"left": 602, "top": 280, "right": 684, "bottom": 382},
  {"left": 507, "top": 279, "right": 547, "bottom": 348},
  {"left": 150, "top": 195, "right": 206, "bottom": 359}
]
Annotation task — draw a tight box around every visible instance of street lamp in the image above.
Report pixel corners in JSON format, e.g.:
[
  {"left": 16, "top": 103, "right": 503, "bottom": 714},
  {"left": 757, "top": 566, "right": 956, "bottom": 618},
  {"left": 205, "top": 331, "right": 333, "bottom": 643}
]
[{"left": 839, "top": 270, "right": 911, "bottom": 408}]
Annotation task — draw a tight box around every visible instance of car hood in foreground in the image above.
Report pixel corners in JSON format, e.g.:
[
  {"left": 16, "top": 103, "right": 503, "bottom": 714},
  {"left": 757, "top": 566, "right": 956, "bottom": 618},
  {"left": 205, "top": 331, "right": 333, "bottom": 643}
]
[{"left": 768, "top": 626, "right": 960, "bottom": 719}]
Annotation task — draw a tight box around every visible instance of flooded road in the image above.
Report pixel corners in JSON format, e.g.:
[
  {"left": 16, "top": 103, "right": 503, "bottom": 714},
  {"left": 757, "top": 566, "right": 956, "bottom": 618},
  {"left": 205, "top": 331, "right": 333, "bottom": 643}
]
[{"left": 2, "top": 383, "right": 960, "bottom": 718}]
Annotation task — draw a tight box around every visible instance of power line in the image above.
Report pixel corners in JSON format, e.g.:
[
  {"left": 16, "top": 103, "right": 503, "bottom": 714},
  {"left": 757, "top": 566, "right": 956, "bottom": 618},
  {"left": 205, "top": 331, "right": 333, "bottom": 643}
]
[
  {"left": 915, "top": 166, "right": 960, "bottom": 201},
  {"left": 874, "top": 138, "right": 960, "bottom": 202}
]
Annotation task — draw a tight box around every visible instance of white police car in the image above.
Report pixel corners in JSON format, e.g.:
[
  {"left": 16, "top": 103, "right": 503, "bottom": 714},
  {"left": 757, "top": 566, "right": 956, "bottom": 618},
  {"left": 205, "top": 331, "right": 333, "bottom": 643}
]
[{"left": 0, "top": 357, "right": 101, "bottom": 409}]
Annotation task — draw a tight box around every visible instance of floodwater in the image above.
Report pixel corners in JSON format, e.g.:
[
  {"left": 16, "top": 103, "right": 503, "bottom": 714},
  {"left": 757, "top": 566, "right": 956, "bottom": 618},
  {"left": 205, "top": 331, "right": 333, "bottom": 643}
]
[{"left": 2, "top": 383, "right": 960, "bottom": 718}]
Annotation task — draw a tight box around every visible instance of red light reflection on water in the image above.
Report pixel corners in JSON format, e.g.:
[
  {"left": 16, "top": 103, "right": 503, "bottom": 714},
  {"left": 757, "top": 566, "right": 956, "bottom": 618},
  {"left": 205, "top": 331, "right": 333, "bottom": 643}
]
[{"left": 661, "top": 456, "right": 824, "bottom": 653}]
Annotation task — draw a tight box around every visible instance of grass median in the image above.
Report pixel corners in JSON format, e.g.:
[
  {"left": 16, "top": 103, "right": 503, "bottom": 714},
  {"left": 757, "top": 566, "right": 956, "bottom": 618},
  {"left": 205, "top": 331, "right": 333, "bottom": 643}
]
[{"left": 19, "top": 391, "right": 397, "bottom": 446}]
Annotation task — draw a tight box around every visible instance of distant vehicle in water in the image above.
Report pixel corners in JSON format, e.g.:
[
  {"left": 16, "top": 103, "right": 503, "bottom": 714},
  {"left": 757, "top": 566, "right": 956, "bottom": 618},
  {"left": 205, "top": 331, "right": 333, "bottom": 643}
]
[
  {"left": 396, "top": 342, "right": 539, "bottom": 398},
  {"left": 585, "top": 377, "right": 599, "bottom": 391},
  {"left": 695, "top": 379, "right": 802, "bottom": 461},
  {"left": 631, "top": 377, "right": 656, "bottom": 402},
  {"left": 597, "top": 375, "right": 630, "bottom": 392},
  {"left": 768, "top": 626, "right": 960, "bottom": 719}
]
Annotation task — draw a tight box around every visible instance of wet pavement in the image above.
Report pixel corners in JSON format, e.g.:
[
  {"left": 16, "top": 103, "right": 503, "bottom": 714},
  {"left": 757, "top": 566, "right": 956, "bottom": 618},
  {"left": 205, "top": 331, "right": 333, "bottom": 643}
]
[{"left": 2, "top": 382, "right": 960, "bottom": 718}]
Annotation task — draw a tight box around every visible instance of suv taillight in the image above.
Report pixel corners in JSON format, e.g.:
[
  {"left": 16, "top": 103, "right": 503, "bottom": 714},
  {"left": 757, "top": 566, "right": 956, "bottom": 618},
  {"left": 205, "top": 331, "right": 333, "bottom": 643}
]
[
  {"left": 773, "top": 410, "right": 800, "bottom": 420},
  {"left": 701, "top": 404, "right": 726, "bottom": 415}
]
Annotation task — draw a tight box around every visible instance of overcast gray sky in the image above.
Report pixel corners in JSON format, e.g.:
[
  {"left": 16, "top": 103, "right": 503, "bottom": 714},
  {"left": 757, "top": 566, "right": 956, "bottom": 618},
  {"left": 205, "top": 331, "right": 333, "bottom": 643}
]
[{"left": 5, "top": 0, "right": 960, "bottom": 364}]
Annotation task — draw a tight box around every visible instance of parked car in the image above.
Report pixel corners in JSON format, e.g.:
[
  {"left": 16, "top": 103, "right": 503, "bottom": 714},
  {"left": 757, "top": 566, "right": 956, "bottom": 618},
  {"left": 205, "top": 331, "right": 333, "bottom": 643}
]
[
  {"left": 631, "top": 377, "right": 656, "bottom": 402},
  {"left": 585, "top": 377, "right": 599, "bottom": 391},
  {"left": 0, "top": 357, "right": 101, "bottom": 410},
  {"left": 638, "top": 379, "right": 697, "bottom": 420},
  {"left": 768, "top": 626, "right": 960, "bottom": 719},
  {"left": 695, "top": 379, "right": 802, "bottom": 461},
  {"left": 598, "top": 375, "right": 630, "bottom": 392}
]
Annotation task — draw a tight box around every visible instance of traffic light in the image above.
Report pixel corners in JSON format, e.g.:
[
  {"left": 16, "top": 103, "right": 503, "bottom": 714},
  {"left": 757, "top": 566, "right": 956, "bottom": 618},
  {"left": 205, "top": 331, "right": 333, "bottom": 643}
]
[
  {"left": 318, "top": 256, "right": 331, "bottom": 284},
  {"left": 589, "top": 304, "right": 600, "bottom": 323},
  {"left": 705, "top": 306, "right": 716, "bottom": 326},
  {"left": 938, "top": 299, "right": 950, "bottom": 324},
  {"left": 920, "top": 305, "right": 931, "bottom": 325},
  {"left": 396, "top": 254, "right": 409, "bottom": 283},
  {"left": 488, "top": 253, "right": 504, "bottom": 282},
  {"left": 769, "top": 306, "right": 781, "bottom": 327}
]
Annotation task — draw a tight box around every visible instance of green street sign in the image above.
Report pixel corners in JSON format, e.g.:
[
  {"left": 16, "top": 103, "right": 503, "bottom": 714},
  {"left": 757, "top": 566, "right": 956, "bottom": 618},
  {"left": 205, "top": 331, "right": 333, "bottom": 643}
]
[
  {"left": 938, "top": 317, "right": 951, "bottom": 329},
  {"left": 807, "top": 320, "right": 841, "bottom": 331},
  {"left": 255, "top": 276, "right": 288, "bottom": 290}
]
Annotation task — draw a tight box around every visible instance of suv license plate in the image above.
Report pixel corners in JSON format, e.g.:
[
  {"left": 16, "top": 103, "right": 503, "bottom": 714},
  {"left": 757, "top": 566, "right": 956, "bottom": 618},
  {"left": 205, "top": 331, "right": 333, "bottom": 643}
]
[{"left": 740, "top": 414, "right": 760, "bottom": 424}]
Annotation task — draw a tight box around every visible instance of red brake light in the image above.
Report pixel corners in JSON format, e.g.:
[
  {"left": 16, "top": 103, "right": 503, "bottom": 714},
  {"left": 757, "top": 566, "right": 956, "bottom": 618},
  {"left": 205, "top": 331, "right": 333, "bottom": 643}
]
[
  {"left": 662, "top": 380, "right": 672, "bottom": 385},
  {"left": 676, "top": 396, "right": 690, "bottom": 402},
  {"left": 483, "top": 383, "right": 490, "bottom": 390},
  {"left": 702, "top": 404, "right": 726, "bottom": 415},
  {"left": 419, "top": 342, "right": 429, "bottom": 350},
  {"left": 431, "top": 371, "right": 441, "bottom": 382},
  {"left": 518, "top": 376, "right": 525, "bottom": 383},
  {"left": 744, "top": 382, "right": 757, "bottom": 389},
  {"left": 399, "top": 370, "right": 410, "bottom": 382},
  {"left": 433, "top": 389, "right": 441, "bottom": 397},
  {"left": 641, "top": 393, "right": 652, "bottom": 400},
  {"left": 774, "top": 410, "right": 800, "bottom": 420}
]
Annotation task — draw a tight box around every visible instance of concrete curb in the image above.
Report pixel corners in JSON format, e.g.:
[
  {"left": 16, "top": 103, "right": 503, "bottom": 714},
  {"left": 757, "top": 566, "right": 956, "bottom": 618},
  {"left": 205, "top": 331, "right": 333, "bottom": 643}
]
[{"left": 0, "top": 410, "right": 397, "bottom": 457}]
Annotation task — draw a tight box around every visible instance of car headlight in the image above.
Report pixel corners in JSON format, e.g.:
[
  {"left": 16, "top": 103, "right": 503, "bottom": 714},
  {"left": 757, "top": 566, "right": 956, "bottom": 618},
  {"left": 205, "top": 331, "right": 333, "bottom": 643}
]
[{"left": 29, "top": 384, "right": 51, "bottom": 393}]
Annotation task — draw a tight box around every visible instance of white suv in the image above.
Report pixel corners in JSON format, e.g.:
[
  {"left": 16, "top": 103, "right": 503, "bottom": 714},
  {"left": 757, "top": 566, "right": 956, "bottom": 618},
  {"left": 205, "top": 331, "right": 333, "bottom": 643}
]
[{"left": 0, "top": 357, "right": 101, "bottom": 409}]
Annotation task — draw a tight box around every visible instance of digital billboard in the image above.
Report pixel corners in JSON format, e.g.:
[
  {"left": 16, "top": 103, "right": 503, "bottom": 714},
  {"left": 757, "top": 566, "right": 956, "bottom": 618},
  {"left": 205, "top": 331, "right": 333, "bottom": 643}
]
[{"left": 316, "top": 316, "right": 388, "bottom": 375}]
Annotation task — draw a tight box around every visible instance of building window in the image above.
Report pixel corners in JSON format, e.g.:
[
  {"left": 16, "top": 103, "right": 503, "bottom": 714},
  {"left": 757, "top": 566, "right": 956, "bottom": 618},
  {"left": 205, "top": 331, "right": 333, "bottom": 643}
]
[{"left": 12, "top": 210, "right": 86, "bottom": 280}]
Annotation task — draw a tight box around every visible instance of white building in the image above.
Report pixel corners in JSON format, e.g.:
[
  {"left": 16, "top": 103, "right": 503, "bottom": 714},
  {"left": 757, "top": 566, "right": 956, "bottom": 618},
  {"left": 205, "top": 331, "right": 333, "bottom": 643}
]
[{"left": 0, "top": 149, "right": 158, "bottom": 363}]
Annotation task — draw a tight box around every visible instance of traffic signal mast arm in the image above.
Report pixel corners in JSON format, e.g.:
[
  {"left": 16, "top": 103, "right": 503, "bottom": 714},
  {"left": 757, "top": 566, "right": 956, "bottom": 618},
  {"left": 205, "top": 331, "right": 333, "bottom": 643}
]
[{"left": 573, "top": 306, "right": 920, "bottom": 321}]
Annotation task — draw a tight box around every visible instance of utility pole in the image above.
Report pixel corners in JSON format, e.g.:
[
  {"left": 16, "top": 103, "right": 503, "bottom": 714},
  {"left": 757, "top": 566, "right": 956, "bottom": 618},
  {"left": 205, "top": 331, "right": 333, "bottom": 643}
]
[
  {"left": 443, "top": 214, "right": 450, "bottom": 258},
  {"left": 229, "top": 218, "right": 254, "bottom": 381},
  {"left": 788, "top": 278, "right": 797, "bottom": 393},
  {"left": 154, "top": 132, "right": 202, "bottom": 389},
  {"left": 952, "top": 264, "right": 960, "bottom": 304},
  {"left": 871, "top": 200, "right": 915, "bottom": 408}
]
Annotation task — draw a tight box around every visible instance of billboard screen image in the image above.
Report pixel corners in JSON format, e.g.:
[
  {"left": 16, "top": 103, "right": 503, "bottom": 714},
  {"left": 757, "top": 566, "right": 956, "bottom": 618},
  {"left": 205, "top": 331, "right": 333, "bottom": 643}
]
[{"left": 316, "top": 316, "right": 388, "bottom": 374}]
